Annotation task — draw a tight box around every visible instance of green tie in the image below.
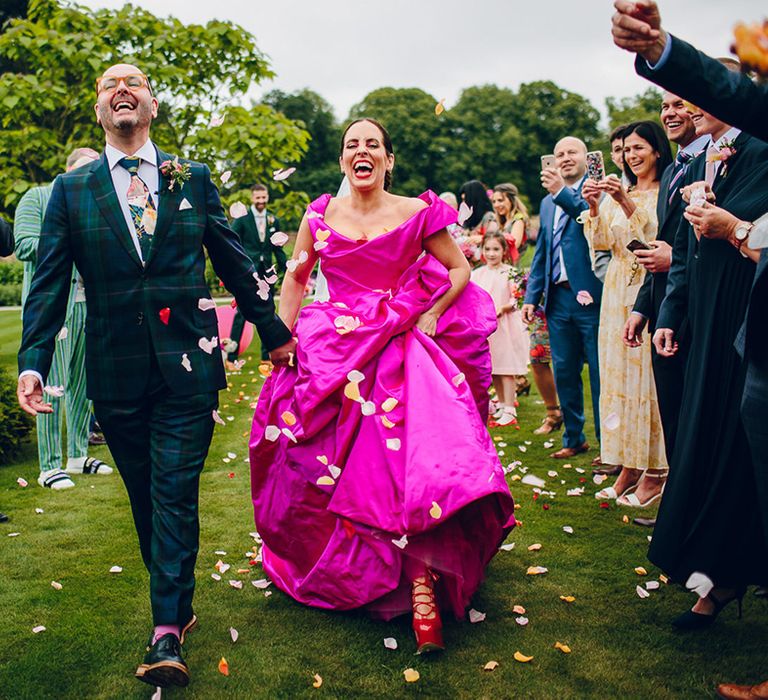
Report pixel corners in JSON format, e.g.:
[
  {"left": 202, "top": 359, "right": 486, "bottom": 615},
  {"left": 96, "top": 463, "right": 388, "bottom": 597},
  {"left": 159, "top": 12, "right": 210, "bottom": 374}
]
[{"left": 119, "top": 156, "right": 156, "bottom": 262}]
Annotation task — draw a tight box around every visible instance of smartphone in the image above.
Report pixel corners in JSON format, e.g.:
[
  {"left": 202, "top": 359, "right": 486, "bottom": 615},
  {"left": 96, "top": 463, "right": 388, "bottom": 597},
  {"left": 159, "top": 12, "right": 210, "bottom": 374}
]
[
  {"left": 540, "top": 154, "right": 556, "bottom": 171},
  {"left": 626, "top": 238, "right": 652, "bottom": 253},
  {"left": 586, "top": 151, "right": 606, "bottom": 181}
]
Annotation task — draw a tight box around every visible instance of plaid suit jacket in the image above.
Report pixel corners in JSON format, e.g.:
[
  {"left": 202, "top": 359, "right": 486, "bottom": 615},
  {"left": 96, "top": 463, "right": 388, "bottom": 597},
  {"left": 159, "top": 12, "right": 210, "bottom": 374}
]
[{"left": 18, "top": 145, "right": 291, "bottom": 401}]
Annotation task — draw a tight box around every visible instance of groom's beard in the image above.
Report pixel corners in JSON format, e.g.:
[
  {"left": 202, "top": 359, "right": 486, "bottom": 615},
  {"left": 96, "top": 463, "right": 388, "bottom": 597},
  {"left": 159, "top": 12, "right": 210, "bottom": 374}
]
[{"left": 98, "top": 100, "right": 153, "bottom": 134}]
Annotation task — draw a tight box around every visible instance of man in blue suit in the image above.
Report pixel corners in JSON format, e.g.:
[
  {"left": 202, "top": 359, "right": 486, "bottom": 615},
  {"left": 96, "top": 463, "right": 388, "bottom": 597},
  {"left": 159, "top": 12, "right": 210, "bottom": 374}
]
[{"left": 523, "top": 137, "right": 603, "bottom": 459}]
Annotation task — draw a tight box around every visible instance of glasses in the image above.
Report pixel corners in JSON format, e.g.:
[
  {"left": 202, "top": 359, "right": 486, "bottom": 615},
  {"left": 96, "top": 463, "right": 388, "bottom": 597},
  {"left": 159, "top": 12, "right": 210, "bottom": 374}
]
[{"left": 96, "top": 73, "right": 151, "bottom": 94}]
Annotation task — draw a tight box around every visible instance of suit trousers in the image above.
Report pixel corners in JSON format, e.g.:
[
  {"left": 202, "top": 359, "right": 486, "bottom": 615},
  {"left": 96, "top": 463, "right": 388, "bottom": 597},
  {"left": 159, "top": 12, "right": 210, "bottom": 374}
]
[
  {"left": 546, "top": 284, "right": 601, "bottom": 448},
  {"left": 741, "top": 358, "right": 768, "bottom": 549},
  {"left": 93, "top": 352, "right": 218, "bottom": 626},
  {"left": 36, "top": 300, "right": 90, "bottom": 471}
]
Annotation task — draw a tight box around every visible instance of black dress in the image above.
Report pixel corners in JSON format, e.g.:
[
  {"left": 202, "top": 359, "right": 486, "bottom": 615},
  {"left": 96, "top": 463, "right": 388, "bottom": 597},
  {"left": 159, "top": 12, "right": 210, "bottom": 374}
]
[{"left": 649, "top": 131, "right": 768, "bottom": 587}]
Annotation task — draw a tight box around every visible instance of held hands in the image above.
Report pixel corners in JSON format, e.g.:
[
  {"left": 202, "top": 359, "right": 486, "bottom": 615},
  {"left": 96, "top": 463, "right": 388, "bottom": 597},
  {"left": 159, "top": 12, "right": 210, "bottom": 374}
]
[
  {"left": 541, "top": 167, "right": 565, "bottom": 196},
  {"left": 269, "top": 337, "right": 298, "bottom": 368},
  {"left": 652, "top": 327, "right": 678, "bottom": 357},
  {"left": 17, "top": 375, "right": 52, "bottom": 416},
  {"left": 622, "top": 313, "right": 647, "bottom": 348},
  {"left": 416, "top": 310, "right": 440, "bottom": 337},
  {"left": 684, "top": 202, "right": 739, "bottom": 242},
  {"left": 680, "top": 181, "right": 715, "bottom": 205},
  {"left": 581, "top": 179, "right": 602, "bottom": 214},
  {"left": 521, "top": 303, "right": 537, "bottom": 326},
  {"left": 611, "top": 0, "right": 667, "bottom": 63},
  {"left": 634, "top": 240, "right": 672, "bottom": 273}
]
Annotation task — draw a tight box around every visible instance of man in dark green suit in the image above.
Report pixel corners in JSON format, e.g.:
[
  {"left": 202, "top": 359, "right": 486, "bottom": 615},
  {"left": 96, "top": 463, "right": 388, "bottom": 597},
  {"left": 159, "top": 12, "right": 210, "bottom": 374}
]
[
  {"left": 17, "top": 63, "right": 295, "bottom": 689},
  {"left": 227, "top": 183, "right": 287, "bottom": 365}
]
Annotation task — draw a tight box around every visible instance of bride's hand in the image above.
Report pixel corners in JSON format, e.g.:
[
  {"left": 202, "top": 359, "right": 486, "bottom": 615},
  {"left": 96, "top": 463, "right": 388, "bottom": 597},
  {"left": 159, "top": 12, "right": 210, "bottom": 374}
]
[{"left": 416, "top": 311, "right": 439, "bottom": 337}]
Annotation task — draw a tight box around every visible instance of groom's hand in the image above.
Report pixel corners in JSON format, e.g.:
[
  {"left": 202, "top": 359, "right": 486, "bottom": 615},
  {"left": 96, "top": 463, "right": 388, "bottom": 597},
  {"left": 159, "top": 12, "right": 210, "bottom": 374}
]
[
  {"left": 17, "top": 374, "right": 53, "bottom": 416},
  {"left": 652, "top": 327, "right": 678, "bottom": 357},
  {"left": 269, "top": 338, "right": 297, "bottom": 367}
]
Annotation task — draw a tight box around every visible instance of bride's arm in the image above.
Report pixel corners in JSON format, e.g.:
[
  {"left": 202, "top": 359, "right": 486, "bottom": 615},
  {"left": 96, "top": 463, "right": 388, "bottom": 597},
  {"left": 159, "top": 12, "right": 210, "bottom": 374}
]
[
  {"left": 277, "top": 215, "right": 318, "bottom": 330},
  {"left": 417, "top": 229, "right": 471, "bottom": 336}
]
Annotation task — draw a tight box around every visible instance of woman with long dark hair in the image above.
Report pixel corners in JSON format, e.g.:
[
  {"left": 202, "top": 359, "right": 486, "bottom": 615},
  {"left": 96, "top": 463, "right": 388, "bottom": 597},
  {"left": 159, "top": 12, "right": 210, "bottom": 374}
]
[
  {"left": 581, "top": 120, "right": 673, "bottom": 507},
  {"left": 249, "top": 118, "right": 515, "bottom": 654}
]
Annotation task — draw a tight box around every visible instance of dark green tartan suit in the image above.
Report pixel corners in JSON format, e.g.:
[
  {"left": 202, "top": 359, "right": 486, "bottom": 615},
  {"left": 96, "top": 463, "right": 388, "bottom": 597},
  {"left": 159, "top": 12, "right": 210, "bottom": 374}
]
[{"left": 18, "top": 145, "right": 292, "bottom": 627}]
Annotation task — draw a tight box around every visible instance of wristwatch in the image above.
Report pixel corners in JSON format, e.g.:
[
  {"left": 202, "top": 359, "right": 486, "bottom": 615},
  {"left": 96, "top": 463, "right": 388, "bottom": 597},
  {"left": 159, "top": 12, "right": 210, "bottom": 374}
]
[{"left": 733, "top": 222, "right": 753, "bottom": 257}]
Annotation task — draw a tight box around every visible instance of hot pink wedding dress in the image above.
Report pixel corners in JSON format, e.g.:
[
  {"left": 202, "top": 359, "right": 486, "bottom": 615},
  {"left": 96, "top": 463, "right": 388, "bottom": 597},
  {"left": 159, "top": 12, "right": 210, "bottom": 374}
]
[{"left": 249, "top": 191, "right": 515, "bottom": 620}]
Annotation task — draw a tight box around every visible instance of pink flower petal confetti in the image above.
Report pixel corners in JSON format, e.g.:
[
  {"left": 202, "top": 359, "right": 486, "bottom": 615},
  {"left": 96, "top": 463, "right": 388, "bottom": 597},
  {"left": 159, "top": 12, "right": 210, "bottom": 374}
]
[
  {"left": 181, "top": 354, "right": 192, "bottom": 372},
  {"left": 273, "top": 167, "right": 296, "bottom": 181},
  {"left": 228, "top": 580, "right": 243, "bottom": 590},
  {"left": 17, "top": 477, "right": 28, "bottom": 488},
  {"left": 270, "top": 231, "right": 289, "bottom": 247},
  {"left": 198, "top": 298, "right": 217, "bottom": 312},
  {"left": 44, "top": 385, "right": 64, "bottom": 397},
  {"left": 469, "top": 608, "right": 486, "bottom": 623},
  {"left": 220, "top": 170, "right": 232, "bottom": 184},
  {"left": 636, "top": 585, "right": 650, "bottom": 599},
  {"left": 576, "top": 290, "right": 594, "bottom": 306},
  {"left": 212, "top": 410, "right": 226, "bottom": 425},
  {"left": 252, "top": 579, "right": 272, "bottom": 589},
  {"left": 457, "top": 202, "right": 473, "bottom": 226},
  {"left": 229, "top": 202, "right": 248, "bottom": 219},
  {"left": 32, "top": 625, "right": 46, "bottom": 634},
  {"left": 386, "top": 438, "right": 401, "bottom": 451},
  {"left": 51, "top": 581, "right": 62, "bottom": 590},
  {"left": 499, "top": 543, "right": 515, "bottom": 551},
  {"left": 109, "top": 566, "right": 123, "bottom": 573},
  {"left": 391, "top": 534, "right": 408, "bottom": 549},
  {"left": 229, "top": 627, "right": 239, "bottom": 642},
  {"left": 383, "top": 637, "right": 398, "bottom": 649},
  {"left": 57, "top": 327, "right": 68, "bottom": 341},
  {"left": 604, "top": 412, "right": 620, "bottom": 431},
  {"left": 209, "top": 114, "right": 225, "bottom": 127},
  {"left": 151, "top": 687, "right": 162, "bottom": 700},
  {"left": 515, "top": 616, "right": 529, "bottom": 626},
  {"left": 198, "top": 336, "right": 218, "bottom": 354},
  {"left": 265, "top": 425, "right": 280, "bottom": 442}
]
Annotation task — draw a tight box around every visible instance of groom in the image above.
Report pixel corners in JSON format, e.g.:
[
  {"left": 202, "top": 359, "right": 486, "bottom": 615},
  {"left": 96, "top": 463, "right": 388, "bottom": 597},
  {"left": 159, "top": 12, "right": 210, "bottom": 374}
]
[{"left": 17, "top": 63, "right": 295, "bottom": 688}]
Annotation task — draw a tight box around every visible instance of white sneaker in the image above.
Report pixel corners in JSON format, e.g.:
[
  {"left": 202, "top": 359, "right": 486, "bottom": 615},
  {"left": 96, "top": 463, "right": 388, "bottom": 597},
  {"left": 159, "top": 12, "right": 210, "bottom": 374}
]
[
  {"left": 495, "top": 408, "right": 518, "bottom": 426},
  {"left": 38, "top": 469, "right": 75, "bottom": 490}
]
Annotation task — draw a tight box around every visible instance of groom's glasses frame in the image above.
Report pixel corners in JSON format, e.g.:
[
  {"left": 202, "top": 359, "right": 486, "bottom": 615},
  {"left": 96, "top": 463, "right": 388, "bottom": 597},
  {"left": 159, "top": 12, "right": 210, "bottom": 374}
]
[{"left": 96, "top": 73, "right": 153, "bottom": 95}]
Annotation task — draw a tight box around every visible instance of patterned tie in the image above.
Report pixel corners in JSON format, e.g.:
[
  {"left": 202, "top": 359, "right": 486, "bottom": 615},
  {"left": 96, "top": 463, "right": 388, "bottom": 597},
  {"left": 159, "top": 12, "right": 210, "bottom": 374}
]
[
  {"left": 550, "top": 207, "right": 569, "bottom": 283},
  {"left": 119, "top": 157, "right": 156, "bottom": 262},
  {"left": 667, "top": 150, "right": 693, "bottom": 205}
]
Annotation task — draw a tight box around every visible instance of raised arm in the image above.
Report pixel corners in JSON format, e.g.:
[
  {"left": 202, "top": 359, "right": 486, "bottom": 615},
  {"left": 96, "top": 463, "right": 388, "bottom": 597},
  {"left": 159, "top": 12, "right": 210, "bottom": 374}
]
[{"left": 277, "top": 214, "right": 318, "bottom": 331}]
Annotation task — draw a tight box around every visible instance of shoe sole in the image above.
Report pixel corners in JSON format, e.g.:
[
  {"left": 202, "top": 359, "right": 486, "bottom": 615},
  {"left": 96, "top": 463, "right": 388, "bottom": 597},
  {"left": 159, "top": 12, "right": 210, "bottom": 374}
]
[
  {"left": 180, "top": 615, "right": 198, "bottom": 645},
  {"left": 415, "top": 643, "right": 445, "bottom": 655},
  {"left": 135, "top": 661, "right": 190, "bottom": 688}
]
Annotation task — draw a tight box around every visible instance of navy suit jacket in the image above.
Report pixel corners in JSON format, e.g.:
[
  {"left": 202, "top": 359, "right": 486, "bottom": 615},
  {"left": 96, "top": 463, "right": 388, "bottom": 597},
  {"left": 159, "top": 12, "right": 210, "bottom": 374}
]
[
  {"left": 524, "top": 182, "right": 602, "bottom": 310},
  {"left": 636, "top": 36, "right": 767, "bottom": 143}
]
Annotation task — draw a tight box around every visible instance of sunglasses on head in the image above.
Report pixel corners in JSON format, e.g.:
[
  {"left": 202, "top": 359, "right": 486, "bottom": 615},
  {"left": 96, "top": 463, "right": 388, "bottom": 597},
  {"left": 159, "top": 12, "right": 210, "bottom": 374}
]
[{"left": 96, "top": 73, "right": 152, "bottom": 94}]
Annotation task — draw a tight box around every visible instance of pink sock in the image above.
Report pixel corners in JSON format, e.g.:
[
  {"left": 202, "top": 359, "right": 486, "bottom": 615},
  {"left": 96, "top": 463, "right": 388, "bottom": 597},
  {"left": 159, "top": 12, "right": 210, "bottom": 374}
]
[{"left": 153, "top": 624, "right": 180, "bottom": 644}]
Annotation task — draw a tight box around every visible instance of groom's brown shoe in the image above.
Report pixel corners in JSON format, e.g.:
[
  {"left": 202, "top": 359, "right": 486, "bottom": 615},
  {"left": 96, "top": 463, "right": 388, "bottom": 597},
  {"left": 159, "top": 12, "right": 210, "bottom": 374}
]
[
  {"left": 550, "top": 443, "right": 589, "bottom": 459},
  {"left": 135, "top": 633, "right": 190, "bottom": 688}
]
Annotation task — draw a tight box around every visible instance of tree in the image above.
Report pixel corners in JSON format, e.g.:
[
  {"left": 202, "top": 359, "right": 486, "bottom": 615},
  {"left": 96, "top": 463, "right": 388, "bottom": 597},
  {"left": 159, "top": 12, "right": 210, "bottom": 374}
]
[
  {"left": 262, "top": 89, "right": 342, "bottom": 200},
  {"left": 606, "top": 87, "right": 663, "bottom": 129},
  {"left": 348, "top": 87, "right": 447, "bottom": 195},
  {"left": 0, "top": 0, "right": 309, "bottom": 221}
]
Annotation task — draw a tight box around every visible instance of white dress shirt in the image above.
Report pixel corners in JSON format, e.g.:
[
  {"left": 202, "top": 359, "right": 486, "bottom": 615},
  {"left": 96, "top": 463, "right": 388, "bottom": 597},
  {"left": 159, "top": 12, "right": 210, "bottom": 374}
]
[
  {"left": 551, "top": 176, "right": 586, "bottom": 283},
  {"left": 705, "top": 127, "right": 742, "bottom": 184},
  {"left": 105, "top": 139, "right": 159, "bottom": 263},
  {"left": 251, "top": 206, "right": 267, "bottom": 243}
]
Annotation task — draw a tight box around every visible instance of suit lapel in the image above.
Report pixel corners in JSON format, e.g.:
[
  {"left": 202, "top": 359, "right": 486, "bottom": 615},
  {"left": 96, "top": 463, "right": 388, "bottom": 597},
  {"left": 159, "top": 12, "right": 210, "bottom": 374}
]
[
  {"left": 712, "top": 132, "right": 750, "bottom": 199},
  {"left": 88, "top": 154, "right": 144, "bottom": 271},
  {"left": 146, "top": 146, "right": 183, "bottom": 269}
]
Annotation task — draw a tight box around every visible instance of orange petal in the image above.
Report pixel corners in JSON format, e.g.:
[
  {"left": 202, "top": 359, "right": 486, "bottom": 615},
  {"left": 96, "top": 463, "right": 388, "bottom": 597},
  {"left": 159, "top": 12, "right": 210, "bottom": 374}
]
[
  {"left": 528, "top": 543, "right": 542, "bottom": 551},
  {"left": 312, "top": 673, "right": 323, "bottom": 688},
  {"left": 281, "top": 410, "right": 297, "bottom": 426},
  {"left": 403, "top": 668, "right": 420, "bottom": 682},
  {"left": 218, "top": 657, "right": 229, "bottom": 676},
  {"left": 429, "top": 501, "right": 442, "bottom": 519},
  {"left": 344, "top": 381, "right": 362, "bottom": 402},
  {"left": 381, "top": 397, "right": 398, "bottom": 412},
  {"left": 559, "top": 595, "right": 576, "bottom": 603},
  {"left": 514, "top": 651, "right": 533, "bottom": 663},
  {"left": 554, "top": 641, "right": 572, "bottom": 654},
  {"left": 483, "top": 660, "right": 499, "bottom": 671},
  {"left": 316, "top": 476, "right": 335, "bottom": 486}
]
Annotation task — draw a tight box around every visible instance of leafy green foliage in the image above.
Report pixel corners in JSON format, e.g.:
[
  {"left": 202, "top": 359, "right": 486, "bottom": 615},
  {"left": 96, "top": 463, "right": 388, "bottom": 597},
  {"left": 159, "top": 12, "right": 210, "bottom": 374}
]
[
  {"left": 0, "top": 0, "right": 309, "bottom": 223},
  {"left": 0, "top": 365, "right": 32, "bottom": 463},
  {"left": 606, "top": 87, "right": 664, "bottom": 130}
]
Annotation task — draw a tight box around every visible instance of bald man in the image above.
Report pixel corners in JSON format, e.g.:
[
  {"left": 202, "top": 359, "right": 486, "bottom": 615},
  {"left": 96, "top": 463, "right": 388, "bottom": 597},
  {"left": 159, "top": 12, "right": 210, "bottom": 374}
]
[
  {"left": 523, "top": 136, "right": 603, "bottom": 460},
  {"left": 17, "top": 63, "right": 296, "bottom": 688}
]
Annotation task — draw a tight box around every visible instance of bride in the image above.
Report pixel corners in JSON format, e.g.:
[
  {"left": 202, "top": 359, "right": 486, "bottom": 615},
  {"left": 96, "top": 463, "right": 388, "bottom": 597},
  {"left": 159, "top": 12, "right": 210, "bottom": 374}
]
[{"left": 249, "top": 118, "right": 515, "bottom": 653}]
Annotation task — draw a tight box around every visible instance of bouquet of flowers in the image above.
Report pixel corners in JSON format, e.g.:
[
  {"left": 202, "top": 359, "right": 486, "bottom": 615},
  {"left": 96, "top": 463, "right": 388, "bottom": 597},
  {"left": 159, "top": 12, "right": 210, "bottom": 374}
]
[
  {"left": 732, "top": 20, "right": 768, "bottom": 77},
  {"left": 449, "top": 223, "right": 484, "bottom": 266},
  {"left": 508, "top": 267, "right": 528, "bottom": 309}
]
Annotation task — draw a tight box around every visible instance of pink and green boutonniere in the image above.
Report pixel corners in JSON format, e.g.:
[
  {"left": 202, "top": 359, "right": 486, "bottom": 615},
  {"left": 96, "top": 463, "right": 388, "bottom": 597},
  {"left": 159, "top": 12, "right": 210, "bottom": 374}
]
[
  {"left": 159, "top": 157, "right": 191, "bottom": 192},
  {"left": 708, "top": 139, "right": 737, "bottom": 178}
]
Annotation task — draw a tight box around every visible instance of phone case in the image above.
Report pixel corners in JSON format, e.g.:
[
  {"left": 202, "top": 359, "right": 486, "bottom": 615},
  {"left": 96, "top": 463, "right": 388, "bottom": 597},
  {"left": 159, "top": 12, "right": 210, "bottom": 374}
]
[
  {"left": 586, "top": 151, "right": 605, "bottom": 181},
  {"left": 540, "top": 155, "right": 556, "bottom": 170}
]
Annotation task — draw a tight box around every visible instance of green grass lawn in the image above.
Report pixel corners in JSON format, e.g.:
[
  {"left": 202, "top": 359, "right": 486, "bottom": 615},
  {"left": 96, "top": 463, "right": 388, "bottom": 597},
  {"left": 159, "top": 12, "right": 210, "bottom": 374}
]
[{"left": 1, "top": 307, "right": 766, "bottom": 699}]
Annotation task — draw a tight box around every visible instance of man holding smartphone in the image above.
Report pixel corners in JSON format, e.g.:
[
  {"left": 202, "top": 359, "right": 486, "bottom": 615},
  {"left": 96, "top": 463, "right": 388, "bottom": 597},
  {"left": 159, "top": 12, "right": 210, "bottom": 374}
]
[{"left": 523, "top": 137, "right": 602, "bottom": 460}]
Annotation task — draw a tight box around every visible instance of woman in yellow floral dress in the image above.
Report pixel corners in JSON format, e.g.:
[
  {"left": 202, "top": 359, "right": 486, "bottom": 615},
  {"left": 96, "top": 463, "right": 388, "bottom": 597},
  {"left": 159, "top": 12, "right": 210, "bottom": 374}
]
[{"left": 581, "top": 121, "right": 673, "bottom": 507}]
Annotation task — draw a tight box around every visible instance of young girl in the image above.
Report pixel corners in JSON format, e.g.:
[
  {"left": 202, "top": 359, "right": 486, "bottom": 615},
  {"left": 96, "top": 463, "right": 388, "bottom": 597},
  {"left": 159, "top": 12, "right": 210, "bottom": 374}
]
[{"left": 471, "top": 231, "right": 530, "bottom": 427}]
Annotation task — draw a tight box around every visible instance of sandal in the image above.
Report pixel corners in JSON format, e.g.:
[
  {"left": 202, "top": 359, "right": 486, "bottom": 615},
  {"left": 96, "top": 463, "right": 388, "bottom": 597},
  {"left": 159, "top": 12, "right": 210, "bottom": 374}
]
[
  {"left": 66, "top": 457, "right": 113, "bottom": 475},
  {"left": 617, "top": 474, "right": 666, "bottom": 507},
  {"left": 534, "top": 406, "right": 563, "bottom": 435},
  {"left": 38, "top": 469, "right": 75, "bottom": 490}
]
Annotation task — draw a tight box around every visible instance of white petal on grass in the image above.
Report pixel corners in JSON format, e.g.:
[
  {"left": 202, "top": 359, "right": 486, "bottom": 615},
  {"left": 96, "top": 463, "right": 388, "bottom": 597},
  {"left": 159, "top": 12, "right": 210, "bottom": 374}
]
[
  {"left": 383, "top": 637, "right": 398, "bottom": 650},
  {"left": 469, "top": 608, "right": 486, "bottom": 623}
]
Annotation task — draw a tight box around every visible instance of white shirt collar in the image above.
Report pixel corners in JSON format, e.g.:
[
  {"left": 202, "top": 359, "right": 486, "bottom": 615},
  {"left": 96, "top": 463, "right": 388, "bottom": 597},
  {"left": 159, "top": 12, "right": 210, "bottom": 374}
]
[
  {"left": 680, "top": 134, "right": 710, "bottom": 157},
  {"left": 105, "top": 139, "right": 157, "bottom": 171},
  {"left": 251, "top": 205, "right": 267, "bottom": 218}
]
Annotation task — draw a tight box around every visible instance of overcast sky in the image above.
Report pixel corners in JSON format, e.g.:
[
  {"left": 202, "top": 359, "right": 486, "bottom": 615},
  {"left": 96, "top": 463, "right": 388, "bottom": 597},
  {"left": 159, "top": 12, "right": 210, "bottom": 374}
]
[{"left": 80, "top": 0, "right": 758, "bottom": 122}]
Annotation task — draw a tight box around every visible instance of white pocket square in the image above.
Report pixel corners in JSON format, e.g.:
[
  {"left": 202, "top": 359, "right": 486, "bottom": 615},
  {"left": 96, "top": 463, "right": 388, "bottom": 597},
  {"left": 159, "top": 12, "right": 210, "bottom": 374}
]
[{"left": 179, "top": 198, "right": 193, "bottom": 211}]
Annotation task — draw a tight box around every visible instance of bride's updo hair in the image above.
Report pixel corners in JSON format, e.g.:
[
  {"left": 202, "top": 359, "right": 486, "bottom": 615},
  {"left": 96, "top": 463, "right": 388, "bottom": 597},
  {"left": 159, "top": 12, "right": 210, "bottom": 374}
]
[{"left": 339, "top": 118, "right": 394, "bottom": 191}]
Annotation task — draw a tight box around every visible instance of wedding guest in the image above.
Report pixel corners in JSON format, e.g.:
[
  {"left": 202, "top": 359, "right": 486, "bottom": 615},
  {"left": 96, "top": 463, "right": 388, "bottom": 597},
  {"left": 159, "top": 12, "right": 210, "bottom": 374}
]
[
  {"left": 487, "top": 183, "right": 528, "bottom": 264},
  {"left": 0, "top": 214, "right": 12, "bottom": 525},
  {"left": 458, "top": 179, "right": 493, "bottom": 233},
  {"left": 528, "top": 310, "right": 563, "bottom": 435},
  {"left": 647, "top": 73, "right": 768, "bottom": 631},
  {"left": 522, "top": 137, "right": 602, "bottom": 459},
  {"left": 471, "top": 231, "right": 529, "bottom": 427},
  {"left": 582, "top": 121, "right": 672, "bottom": 506},
  {"left": 609, "top": 124, "right": 629, "bottom": 175},
  {"left": 14, "top": 147, "right": 113, "bottom": 490},
  {"left": 227, "top": 183, "right": 287, "bottom": 366},
  {"left": 622, "top": 93, "right": 708, "bottom": 518}
]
